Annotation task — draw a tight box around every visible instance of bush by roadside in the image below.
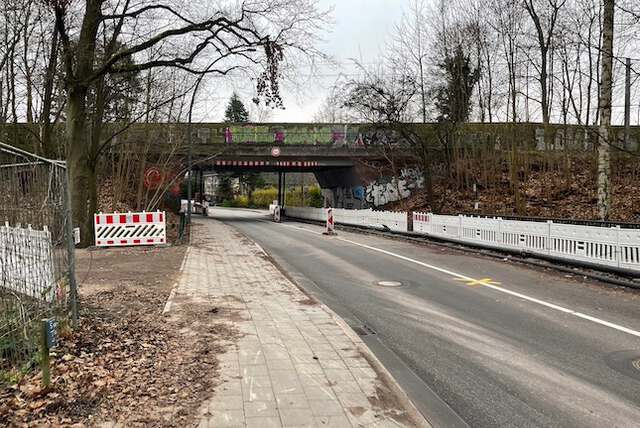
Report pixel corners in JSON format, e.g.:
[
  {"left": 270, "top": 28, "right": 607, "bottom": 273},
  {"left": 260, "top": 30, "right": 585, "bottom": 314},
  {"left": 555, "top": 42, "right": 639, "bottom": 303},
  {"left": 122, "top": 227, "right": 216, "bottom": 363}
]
[{"left": 251, "top": 186, "right": 323, "bottom": 208}]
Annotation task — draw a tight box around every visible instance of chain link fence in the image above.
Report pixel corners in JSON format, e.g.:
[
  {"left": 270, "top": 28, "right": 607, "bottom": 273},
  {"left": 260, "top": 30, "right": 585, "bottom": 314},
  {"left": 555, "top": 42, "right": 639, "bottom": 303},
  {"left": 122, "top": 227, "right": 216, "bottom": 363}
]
[{"left": 0, "top": 143, "right": 77, "bottom": 377}]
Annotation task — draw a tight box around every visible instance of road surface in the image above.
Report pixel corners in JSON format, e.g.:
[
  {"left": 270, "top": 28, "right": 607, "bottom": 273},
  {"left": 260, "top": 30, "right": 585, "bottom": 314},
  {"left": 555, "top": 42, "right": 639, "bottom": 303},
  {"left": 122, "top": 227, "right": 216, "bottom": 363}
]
[{"left": 206, "top": 207, "right": 640, "bottom": 428}]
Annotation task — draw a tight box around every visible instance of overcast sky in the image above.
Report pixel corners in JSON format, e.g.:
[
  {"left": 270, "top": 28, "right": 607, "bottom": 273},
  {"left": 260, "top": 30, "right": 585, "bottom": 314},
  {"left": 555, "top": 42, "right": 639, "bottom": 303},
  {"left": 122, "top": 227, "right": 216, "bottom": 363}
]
[{"left": 201, "top": 0, "right": 406, "bottom": 123}]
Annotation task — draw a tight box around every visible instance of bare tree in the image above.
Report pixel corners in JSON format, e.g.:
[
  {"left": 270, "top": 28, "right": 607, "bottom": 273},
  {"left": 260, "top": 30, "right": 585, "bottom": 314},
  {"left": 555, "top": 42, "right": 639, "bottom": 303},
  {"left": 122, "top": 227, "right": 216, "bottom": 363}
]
[
  {"left": 597, "top": 0, "right": 614, "bottom": 219},
  {"left": 313, "top": 87, "right": 349, "bottom": 123},
  {"left": 523, "top": 0, "right": 567, "bottom": 138},
  {"left": 491, "top": 0, "right": 525, "bottom": 122},
  {"left": 388, "top": 0, "right": 430, "bottom": 123},
  {"left": 338, "top": 64, "right": 438, "bottom": 208},
  {"left": 45, "top": 0, "right": 328, "bottom": 244}
]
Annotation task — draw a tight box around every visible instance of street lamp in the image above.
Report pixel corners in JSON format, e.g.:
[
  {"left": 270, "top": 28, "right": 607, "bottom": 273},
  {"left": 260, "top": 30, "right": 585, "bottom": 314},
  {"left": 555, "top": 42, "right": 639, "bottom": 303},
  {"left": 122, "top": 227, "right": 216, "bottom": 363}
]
[{"left": 186, "top": 73, "right": 208, "bottom": 228}]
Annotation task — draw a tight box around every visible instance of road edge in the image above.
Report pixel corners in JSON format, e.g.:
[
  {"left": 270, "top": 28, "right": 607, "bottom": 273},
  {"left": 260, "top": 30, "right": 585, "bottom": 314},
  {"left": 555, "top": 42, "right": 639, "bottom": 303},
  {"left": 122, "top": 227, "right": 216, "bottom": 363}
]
[
  {"left": 241, "top": 224, "right": 432, "bottom": 428},
  {"left": 162, "top": 246, "right": 190, "bottom": 314}
]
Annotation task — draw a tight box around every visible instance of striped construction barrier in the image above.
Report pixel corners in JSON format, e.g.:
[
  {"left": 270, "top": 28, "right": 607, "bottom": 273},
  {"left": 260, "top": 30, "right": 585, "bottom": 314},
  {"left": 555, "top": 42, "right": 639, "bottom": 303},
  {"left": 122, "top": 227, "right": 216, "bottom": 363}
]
[
  {"left": 323, "top": 207, "right": 336, "bottom": 235},
  {"left": 94, "top": 211, "right": 166, "bottom": 247}
]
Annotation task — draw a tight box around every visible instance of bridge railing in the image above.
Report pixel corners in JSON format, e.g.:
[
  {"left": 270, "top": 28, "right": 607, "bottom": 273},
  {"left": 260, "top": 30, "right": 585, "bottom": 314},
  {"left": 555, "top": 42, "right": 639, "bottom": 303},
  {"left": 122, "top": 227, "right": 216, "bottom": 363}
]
[{"left": 284, "top": 207, "right": 640, "bottom": 274}]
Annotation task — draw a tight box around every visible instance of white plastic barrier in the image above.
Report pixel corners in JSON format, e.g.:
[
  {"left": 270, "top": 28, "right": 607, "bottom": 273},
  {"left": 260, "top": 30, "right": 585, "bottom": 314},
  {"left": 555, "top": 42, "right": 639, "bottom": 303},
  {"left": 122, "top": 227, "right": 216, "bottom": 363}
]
[
  {"left": 0, "top": 224, "right": 56, "bottom": 302},
  {"left": 285, "top": 207, "right": 640, "bottom": 272},
  {"left": 413, "top": 212, "right": 640, "bottom": 273},
  {"left": 94, "top": 211, "right": 166, "bottom": 247},
  {"left": 285, "top": 207, "right": 408, "bottom": 232},
  {"left": 285, "top": 206, "right": 325, "bottom": 222}
]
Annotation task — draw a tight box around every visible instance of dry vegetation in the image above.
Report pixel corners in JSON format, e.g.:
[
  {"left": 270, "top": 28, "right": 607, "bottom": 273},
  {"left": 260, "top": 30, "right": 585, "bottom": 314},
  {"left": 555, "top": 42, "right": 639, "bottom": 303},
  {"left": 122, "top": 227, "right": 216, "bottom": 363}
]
[{"left": 387, "top": 154, "right": 640, "bottom": 222}]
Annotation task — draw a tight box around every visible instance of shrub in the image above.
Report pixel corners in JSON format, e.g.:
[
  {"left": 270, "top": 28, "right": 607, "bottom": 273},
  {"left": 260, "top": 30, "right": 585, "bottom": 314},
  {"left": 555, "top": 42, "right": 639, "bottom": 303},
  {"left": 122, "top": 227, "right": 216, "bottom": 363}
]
[
  {"left": 235, "top": 195, "right": 250, "bottom": 208},
  {"left": 252, "top": 187, "right": 278, "bottom": 208},
  {"left": 249, "top": 185, "right": 324, "bottom": 208},
  {"left": 306, "top": 186, "right": 324, "bottom": 207}
]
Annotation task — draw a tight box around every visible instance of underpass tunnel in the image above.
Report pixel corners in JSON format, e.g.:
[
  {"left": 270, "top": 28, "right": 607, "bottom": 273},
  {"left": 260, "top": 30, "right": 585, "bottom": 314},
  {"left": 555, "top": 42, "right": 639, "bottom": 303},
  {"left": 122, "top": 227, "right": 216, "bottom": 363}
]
[
  {"left": 313, "top": 167, "right": 366, "bottom": 209},
  {"left": 195, "top": 158, "right": 368, "bottom": 209}
]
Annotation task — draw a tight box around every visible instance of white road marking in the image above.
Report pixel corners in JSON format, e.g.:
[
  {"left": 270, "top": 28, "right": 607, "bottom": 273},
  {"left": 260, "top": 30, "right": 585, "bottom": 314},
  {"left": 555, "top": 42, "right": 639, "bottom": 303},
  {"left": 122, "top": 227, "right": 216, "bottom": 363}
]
[{"left": 273, "top": 219, "right": 640, "bottom": 339}]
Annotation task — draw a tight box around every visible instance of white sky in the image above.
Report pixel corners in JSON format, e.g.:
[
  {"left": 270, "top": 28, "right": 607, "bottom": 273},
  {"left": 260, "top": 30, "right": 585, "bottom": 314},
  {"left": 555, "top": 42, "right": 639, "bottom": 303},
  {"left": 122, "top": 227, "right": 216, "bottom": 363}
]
[{"left": 201, "top": 0, "right": 405, "bottom": 123}]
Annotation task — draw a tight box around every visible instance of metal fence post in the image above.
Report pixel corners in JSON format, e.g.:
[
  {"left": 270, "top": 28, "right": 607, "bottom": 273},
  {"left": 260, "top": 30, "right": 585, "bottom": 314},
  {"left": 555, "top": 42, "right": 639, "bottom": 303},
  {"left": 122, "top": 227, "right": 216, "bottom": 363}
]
[
  {"left": 64, "top": 168, "right": 79, "bottom": 327},
  {"left": 615, "top": 226, "right": 621, "bottom": 268},
  {"left": 39, "top": 319, "right": 51, "bottom": 387}
]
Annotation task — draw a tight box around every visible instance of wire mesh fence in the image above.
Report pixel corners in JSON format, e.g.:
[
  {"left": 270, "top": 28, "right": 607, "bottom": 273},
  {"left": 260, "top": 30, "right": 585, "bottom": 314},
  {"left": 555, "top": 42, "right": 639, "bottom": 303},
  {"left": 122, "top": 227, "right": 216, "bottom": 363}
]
[{"left": 0, "top": 143, "right": 76, "bottom": 377}]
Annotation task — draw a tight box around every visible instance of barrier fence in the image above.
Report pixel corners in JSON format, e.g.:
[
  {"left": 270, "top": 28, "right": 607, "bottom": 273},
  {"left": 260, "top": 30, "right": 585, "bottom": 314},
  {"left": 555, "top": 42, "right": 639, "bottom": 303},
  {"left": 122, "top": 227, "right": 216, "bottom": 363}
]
[
  {"left": 94, "top": 211, "right": 166, "bottom": 247},
  {"left": 284, "top": 206, "right": 640, "bottom": 274},
  {"left": 284, "top": 206, "right": 408, "bottom": 232},
  {"left": 0, "top": 143, "right": 77, "bottom": 373},
  {"left": 0, "top": 224, "right": 56, "bottom": 302}
]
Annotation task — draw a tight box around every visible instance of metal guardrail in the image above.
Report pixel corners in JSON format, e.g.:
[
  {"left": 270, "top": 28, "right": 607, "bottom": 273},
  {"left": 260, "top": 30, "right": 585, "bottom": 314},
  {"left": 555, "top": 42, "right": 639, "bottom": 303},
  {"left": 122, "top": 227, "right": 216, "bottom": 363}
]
[{"left": 284, "top": 207, "right": 640, "bottom": 275}]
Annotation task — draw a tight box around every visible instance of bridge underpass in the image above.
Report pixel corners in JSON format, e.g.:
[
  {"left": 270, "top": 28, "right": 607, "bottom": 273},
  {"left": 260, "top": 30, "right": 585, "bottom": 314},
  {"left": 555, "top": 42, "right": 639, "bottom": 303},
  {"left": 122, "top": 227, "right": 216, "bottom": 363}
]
[{"left": 189, "top": 143, "right": 396, "bottom": 207}]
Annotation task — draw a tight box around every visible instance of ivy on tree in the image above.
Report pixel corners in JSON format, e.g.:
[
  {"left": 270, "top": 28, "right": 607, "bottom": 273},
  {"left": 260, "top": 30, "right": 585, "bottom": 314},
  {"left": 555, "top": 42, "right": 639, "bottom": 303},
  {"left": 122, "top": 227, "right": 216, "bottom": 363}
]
[{"left": 434, "top": 44, "right": 480, "bottom": 123}]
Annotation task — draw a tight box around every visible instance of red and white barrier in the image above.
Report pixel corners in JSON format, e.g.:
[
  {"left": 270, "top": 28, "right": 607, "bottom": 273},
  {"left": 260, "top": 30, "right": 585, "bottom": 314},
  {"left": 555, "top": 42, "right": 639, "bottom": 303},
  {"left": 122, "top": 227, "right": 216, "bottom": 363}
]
[
  {"left": 94, "top": 211, "right": 166, "bottom": 247},
  {"left": 324, "top": 208, "right": 336, "bottom": 235}
]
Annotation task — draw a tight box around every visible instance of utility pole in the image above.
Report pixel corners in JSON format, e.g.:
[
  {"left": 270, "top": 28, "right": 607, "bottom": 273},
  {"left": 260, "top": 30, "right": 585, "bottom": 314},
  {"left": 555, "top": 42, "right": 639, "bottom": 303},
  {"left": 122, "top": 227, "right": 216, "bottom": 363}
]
[{"left": 624, "top": 58, "right": 632, "bottom": 150}]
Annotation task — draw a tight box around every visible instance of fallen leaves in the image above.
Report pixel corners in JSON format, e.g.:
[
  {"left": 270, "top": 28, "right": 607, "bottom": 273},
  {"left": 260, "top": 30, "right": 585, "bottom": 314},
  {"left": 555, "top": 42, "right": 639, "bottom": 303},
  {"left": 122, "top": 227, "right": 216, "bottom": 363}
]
[{"left": 1, "top": 245, "right": 238, "bottom": 427}]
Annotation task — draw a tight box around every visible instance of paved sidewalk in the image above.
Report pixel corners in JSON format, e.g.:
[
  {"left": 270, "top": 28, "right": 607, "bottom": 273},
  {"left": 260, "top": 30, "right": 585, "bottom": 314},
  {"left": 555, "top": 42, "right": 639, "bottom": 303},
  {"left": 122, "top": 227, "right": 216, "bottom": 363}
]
[{"left": 167, "top": 219, "right": 428, "bottom": 428}]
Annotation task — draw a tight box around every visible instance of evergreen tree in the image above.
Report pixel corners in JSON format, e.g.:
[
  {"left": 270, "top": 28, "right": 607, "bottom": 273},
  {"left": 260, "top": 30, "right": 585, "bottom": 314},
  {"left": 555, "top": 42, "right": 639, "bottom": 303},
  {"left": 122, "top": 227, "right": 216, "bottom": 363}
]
[
  {"left": 224, "top": 92, "right": 250, "bottom": 123},
  {"left": 434, "top": 44, "right": 480, "bottom": 123},
  {"left": 221, "top": 93, "right": 262, "bottom": 202}
]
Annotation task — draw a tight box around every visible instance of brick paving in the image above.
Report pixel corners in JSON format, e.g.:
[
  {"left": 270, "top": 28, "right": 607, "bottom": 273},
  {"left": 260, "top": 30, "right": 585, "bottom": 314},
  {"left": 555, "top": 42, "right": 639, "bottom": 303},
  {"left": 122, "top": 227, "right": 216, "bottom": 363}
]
[{"left": 167, "top": 219, "right": 428, "bottom": 428}]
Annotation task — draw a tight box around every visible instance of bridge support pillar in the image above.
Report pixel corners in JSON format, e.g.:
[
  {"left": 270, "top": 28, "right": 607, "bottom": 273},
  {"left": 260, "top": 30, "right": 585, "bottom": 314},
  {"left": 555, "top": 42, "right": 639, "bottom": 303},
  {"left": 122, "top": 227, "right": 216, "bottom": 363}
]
[
  {"left": 282, "top": 172, "right": 286, "bottom": 207},
  {"left": 277, "top": 171, "right": 286, "bottom": 207},
  {"left": 277, "top": 172, "right": 281, "bottom": 205}
]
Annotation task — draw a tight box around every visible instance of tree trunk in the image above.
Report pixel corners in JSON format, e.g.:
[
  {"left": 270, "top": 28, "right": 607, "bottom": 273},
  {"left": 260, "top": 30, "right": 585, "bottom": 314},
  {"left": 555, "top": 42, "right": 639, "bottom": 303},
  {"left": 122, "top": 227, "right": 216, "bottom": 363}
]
[
  {"left": 58, "top": 0, "right": 102, "bottom": 246},
  {"left": 419, "top": 58, "right": 427, "bottom": 123},
  {"left": 597, "top": 0, "right": 614, "bottom": 220},
  {"left": 41, "top": 28, "right": 59, "bottom": 157},
  {"left": 66, "top": 87, "right": 94, "bottom": 247}
]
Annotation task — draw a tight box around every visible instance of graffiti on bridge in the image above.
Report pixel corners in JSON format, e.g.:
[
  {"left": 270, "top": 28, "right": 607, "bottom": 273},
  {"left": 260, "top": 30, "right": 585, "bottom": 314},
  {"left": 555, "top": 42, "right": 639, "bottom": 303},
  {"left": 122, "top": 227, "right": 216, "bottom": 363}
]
[
  {"left": 222, "top": 125, "right": 407, "bottom": 147},
  {"left": 328, "top": 168, "right": 424, "bottom": 208},
  {"left": 364, "top": 168, "right": 424, "bottom": 207}
]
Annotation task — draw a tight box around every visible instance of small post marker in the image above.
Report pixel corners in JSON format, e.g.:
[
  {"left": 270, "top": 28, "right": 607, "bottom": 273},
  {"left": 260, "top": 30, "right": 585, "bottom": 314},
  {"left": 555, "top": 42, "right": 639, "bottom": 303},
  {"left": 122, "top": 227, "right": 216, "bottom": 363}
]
[
  {"left": 39, "top": 319, "right": 53, "bottom": 388},
  {"left": 273, "top": 206, "right": 281, "bottom": 223},
  {"left": 323, "top": 207, "right": 337, "bottom": 235}
]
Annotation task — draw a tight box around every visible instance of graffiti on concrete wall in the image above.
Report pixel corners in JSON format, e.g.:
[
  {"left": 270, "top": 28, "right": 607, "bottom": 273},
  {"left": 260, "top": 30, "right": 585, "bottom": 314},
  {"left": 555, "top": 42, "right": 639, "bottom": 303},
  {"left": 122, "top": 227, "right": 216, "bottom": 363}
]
[
  {"left": 332, "top": 186, "right": 367, "bottom": 209},
  {"left": 364, "top": 168, "right": 424, "bottom": 207}
]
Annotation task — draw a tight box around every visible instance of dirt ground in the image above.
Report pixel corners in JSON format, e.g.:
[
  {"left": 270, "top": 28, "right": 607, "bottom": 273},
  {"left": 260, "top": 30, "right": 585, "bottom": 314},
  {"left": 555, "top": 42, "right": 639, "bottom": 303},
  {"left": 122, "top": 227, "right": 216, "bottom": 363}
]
[{"left": 0, "top": 244, "right": 238, "bottom": 427}]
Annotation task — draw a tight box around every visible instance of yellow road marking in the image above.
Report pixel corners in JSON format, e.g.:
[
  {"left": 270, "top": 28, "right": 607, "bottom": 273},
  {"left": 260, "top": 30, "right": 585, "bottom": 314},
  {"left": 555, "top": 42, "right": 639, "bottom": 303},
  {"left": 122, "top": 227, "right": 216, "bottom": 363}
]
[{"left": 454, "top": 277, "right": 501, "bottom": 287}]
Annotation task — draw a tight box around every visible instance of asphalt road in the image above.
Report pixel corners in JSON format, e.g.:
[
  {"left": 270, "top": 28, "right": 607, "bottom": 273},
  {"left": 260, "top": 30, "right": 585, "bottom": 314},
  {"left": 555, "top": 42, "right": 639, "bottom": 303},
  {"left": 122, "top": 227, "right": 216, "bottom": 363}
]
[{"left": 207, "top": 208, "right": 640, "bottom": 428}]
